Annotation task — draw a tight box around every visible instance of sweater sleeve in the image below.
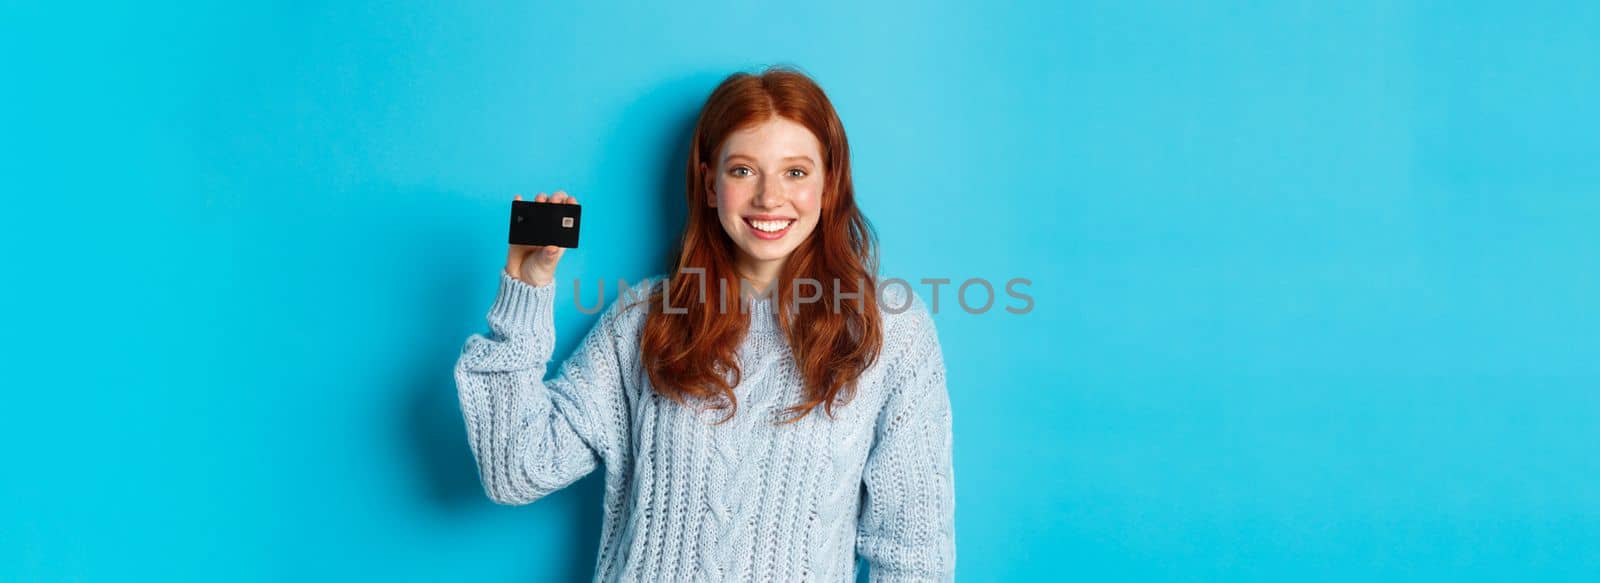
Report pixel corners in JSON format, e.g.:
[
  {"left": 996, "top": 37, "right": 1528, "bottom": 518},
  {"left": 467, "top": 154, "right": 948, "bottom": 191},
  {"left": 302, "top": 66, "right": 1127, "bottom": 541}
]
[
  {"left": 452, "top": 270, "right": 633, "bottom": 506},
  {"left": 856, "top": 309, "right": 957, "bottom": 582}
]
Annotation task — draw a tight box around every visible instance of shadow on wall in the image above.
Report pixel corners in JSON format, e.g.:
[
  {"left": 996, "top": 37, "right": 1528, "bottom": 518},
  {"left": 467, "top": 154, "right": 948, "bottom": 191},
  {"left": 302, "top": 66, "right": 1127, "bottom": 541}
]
[{"left": 596, "top": 70, "right": 725, "bottom": 272}]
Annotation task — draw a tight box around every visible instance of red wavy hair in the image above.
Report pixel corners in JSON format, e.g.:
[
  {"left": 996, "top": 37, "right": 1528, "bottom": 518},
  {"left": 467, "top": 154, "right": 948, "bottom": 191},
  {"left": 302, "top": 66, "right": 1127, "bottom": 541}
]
[{"left": 639, "top": 65, "right": 883, "bottom": 425}]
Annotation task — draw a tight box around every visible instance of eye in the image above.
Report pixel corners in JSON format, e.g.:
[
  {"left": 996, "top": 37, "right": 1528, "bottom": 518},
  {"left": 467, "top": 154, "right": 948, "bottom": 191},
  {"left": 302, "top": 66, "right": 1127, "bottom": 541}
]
[
  {"left": 787, "top": 168, "right": 808, "bottom": 178},
  {"left": 730, "top": 166, "right": 753, "bottom": 177}
]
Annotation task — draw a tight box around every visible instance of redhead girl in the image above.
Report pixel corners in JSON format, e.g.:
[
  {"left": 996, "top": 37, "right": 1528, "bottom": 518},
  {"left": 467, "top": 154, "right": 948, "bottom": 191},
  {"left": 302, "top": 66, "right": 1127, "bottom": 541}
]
[{"left": 454, "top": 65, "right": 955, "bottom": 582}]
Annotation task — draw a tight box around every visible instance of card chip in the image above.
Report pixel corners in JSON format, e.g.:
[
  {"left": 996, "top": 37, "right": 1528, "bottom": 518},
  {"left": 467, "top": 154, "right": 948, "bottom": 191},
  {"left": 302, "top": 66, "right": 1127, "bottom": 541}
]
[{"left": 562, "top": 217, "right": 574, "bottom": 228}]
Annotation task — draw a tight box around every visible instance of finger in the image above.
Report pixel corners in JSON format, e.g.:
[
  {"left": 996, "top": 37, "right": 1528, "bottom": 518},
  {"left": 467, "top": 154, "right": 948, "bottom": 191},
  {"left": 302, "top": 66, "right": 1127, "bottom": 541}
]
[
  {"left": 513, "top": 193, "right": 522, "bottom": 201},
  {"left": 550, "top": 190, "right": 569, "bottom": 204},
  {"left": 566, "top": 195, "right": 579, "bottom": 205},
  {"left": 534, "top": 192, "right": 549, "bottom": 203}
]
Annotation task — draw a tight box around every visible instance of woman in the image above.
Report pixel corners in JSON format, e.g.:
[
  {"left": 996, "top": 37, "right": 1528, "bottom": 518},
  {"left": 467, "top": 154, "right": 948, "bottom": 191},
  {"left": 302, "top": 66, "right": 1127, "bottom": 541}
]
[{"left": 454, "top": 65, "right": 955, "bottom": 582}]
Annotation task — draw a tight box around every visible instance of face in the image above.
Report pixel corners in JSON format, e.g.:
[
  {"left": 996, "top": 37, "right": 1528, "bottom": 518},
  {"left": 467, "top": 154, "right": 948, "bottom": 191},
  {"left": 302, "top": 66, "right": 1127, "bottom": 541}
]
[{"left": 702, "top": 116, "right": 826, "bottom": 283}]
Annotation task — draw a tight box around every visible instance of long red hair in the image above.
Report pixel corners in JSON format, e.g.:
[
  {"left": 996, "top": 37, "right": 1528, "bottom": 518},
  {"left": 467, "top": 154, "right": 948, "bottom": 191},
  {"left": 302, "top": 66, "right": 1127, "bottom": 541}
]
[{"left": 639, "top": 65, "right": 883, "bottom": 425}]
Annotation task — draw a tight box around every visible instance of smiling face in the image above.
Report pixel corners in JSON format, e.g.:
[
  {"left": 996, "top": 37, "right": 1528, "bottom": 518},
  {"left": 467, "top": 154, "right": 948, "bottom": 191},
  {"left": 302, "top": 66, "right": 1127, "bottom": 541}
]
[{"left": 702, "top": 116, "right": 826, "bottom": 289}]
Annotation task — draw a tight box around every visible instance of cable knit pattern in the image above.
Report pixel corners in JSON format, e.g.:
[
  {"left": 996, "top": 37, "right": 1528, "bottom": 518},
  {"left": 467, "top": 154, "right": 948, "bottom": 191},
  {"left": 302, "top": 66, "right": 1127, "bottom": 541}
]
[{"left": 454, "top": 271, "right": 956, "bottom": 582}]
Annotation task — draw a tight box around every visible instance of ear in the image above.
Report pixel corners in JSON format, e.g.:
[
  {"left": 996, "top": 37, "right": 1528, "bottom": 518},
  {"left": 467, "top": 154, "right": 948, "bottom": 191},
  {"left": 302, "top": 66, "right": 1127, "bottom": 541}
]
[{"left": 700, "top": 162, "right": 716, "bottom": 208}]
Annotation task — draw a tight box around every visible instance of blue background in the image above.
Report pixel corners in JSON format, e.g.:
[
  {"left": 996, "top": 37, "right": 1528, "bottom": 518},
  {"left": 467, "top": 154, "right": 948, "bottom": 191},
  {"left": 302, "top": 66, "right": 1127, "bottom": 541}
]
[{"left": 4, "top": 1, "right": 1597, "bottom": 581}]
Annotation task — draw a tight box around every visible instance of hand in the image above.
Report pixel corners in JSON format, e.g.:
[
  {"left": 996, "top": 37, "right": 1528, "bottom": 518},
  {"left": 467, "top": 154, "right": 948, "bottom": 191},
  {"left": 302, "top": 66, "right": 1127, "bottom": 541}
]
[{"left": 505, "top": 191, "right": 578, "bottom": 287}]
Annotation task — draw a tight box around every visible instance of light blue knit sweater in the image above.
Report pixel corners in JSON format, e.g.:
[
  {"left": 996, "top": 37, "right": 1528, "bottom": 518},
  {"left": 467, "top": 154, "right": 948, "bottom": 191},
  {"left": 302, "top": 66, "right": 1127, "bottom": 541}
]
[{"left": 453, "top": 271, "right": 956, "bottom": 582}]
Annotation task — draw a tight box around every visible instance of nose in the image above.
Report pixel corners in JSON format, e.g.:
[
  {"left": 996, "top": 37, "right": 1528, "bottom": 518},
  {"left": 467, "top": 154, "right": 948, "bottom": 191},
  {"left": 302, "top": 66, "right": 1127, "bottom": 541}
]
[{"left": 754, "top": 177, "right": 786, "bottom": 208}]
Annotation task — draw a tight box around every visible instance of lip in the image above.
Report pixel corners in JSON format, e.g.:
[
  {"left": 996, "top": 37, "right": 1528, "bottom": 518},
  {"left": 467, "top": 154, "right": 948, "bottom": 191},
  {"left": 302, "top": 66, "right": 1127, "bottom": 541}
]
[{"left": 743, "top": 216, "right": 795, "bottom": 241}]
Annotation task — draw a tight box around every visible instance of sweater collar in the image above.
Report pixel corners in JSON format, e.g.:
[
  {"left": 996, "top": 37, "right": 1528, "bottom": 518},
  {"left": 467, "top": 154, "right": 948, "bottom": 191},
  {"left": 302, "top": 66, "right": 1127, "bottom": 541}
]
[{"left": 742, "top": 293, "right": 782, "bottom": 334}]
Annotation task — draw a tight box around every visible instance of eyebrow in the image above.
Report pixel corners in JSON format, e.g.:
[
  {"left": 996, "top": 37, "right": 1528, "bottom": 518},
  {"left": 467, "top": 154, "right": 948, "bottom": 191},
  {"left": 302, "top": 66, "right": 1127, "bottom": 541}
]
[{"left": 725, "top": 153, "right": 817, "bottom": 165}]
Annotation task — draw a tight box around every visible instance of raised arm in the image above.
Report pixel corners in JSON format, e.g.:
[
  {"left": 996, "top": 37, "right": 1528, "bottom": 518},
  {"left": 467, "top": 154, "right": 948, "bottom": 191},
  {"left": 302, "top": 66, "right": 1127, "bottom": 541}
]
[
  {"left": 453, "top": 270, "right": 635, "bottom": 505},
  {"left": 452, "top": 270, "right": 634, "bottom": 505}
]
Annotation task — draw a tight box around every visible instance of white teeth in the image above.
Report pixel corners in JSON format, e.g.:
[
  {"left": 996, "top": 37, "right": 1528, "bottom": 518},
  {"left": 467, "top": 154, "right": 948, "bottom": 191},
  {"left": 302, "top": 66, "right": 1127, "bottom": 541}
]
[{"left": 749, "top": 219, "right": 793, "bottom": 233}]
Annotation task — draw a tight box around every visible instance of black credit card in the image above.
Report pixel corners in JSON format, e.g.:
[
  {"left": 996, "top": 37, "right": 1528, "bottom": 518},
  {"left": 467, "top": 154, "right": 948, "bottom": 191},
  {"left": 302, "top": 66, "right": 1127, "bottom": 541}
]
[{"left": 508, "top": 200, "right": 582, "bottom": 248}]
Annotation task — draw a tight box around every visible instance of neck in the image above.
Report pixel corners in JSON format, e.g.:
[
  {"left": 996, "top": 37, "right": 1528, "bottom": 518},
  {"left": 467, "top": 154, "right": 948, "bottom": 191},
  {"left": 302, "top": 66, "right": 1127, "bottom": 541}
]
[{"left": 735, "top": 256, "right": 786, "bottom": 298}]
